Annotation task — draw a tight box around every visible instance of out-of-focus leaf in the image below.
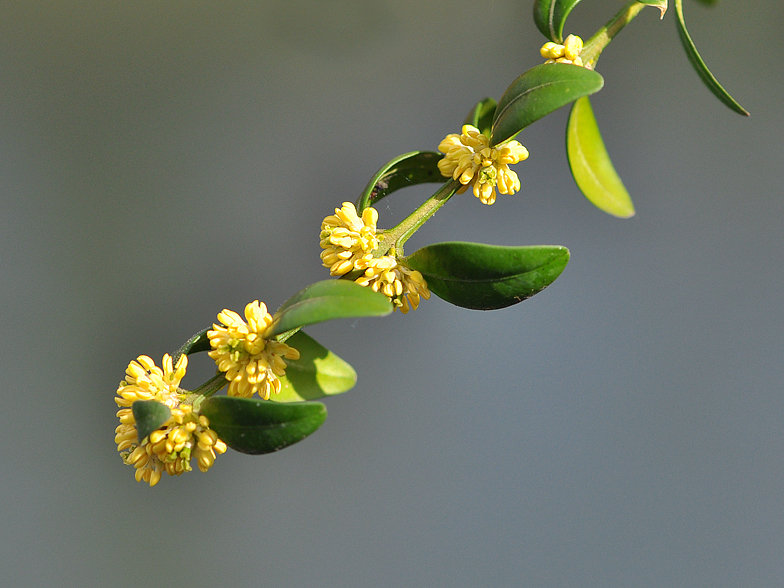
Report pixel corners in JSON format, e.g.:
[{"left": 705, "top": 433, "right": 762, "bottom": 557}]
[
  {"left": 533, "top": 0, "right": 583, "bottom": 43},
  {"left": 356, "top": 151, "right": 444, "bottom": 213},
  {"left": 132, "top": 400, "right": 171, "bottom": 443},
  {"left": 266, "top": 280, "right": 392, "bottom": 338},
  {"left": 271, "top": 331, "right": 357, "bottom": 402},
  {"left": 491, "top": 64, "right": 604, "bottom": 146},
  {"left": 566, "top": 96, "right": 635, "bottom": 218},
  {"left": 200, "top": 396, "right": 327, "bottom": 455},
  {"left": 674, "top": 0, "right": 749, "bottom": 115},
  {"left": 693, "top": 0, "right": 717, "bottom": 5},
  {"left": 404, "top": 242, "right": 570, "bottom": 310},
  {"left": 463, "top": 97, "right": 497, "bottom": 137}
]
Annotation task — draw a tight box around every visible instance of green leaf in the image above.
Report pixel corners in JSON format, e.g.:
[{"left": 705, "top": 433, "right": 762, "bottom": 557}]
[
  {"left": 566, "top": 96, "right": 635, "bottom": 218},
  {"left": 693, "top": 0, "right": 717, "bottom": 5},
  {"left": 533, "top": 0, "right": 583, "bottom": 43},
  {"left": 131, "top": 400, "right": 171, "bottom": 443},
  {"left": 404, "top": 242, "right": 570, "bottom": 310},
  {"left": 674, "top": 0, "right": 749, "bottom": 116},
  {"left": 271, "top": 330, "right": 357, "bottom": 402},
  {"left": 172, "top": 328, "right": 210, "bottom": 363},
  {"left": 200, "top": 396, "right": 327, "bottom": 455},
  {"left": 463, "top": 97, "right": 497, "bottom": 137},
  {"left": 356, "top": 151, "right": 445, "bottom": 213},
  {"left": 491, "top": 63, "right": 604, "bottom": 146},
  {"left": 266, "top": 280, "right": 392, "bottom": 338}
]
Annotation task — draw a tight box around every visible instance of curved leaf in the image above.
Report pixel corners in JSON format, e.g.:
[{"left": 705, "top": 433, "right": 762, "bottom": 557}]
[
  {"left": 463, "top": 97, "right": 497, "bottom": 137},
  {"left": 200, "top": 396, "right": 327, "bottom": 455},
  {"left": 356, "top": 151, "right": 445, "bottom": 213},
  {"left": 533, "top": 0, "right": 583, "bottom": 43},
  {"left": 272, "top": 330, "right": 357, "bottom": 402},
  {"left": 566, "top": 96, "right": 635, "bottom": 218},
  {"left": 132, "top": 400, "right": 171, "bottom": 443},
  {"left": 266, "top": 280, "right": 392, "bottom": 338},
  {"left": 491, "top": 64, "right": 604, "bottom": 146},
  {"left": 674, "top": 0, "right": 748, "bottom": 116},
  {"left": 404, "top": 242, "right": 570, "bottom": 310}
]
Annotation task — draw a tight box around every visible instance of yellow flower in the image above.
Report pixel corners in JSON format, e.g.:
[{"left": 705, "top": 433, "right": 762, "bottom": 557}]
[
  {"left": 114, "top": 353, "right": 226, "bottom": 486},
  {"left": 437, "top": 125, "right": 529, "bottom": 205},
  {"left": 355, "top": 255, "right": 431, "bottom": 314},
  {"left": 320, "top": 202, "right": 380, "bottom": 276},
  {"left": 207, "top": 300, "right": 300, "bottom": 399},
  {"left": 540, "top": 34, "right": 584, "bottom": 67},
  {"left": 116, "top": 404, "right": 227, "bottom": 486}
]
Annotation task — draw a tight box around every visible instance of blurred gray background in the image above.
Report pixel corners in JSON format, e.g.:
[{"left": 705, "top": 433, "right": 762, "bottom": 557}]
[{"left": 1, "top": 1, "right": 782, "bottom": 586}]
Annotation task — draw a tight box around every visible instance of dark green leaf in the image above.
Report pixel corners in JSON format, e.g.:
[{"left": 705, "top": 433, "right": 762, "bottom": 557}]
[
  {"left": 491, "top": 64, "right": 604, "bottom": 146},
  {"left": 533, "top": 0, "right": 583, "bottom": 43},
  {"left": 200, "top": 396, "right": 327, "bottom": 455},
  {"left": 404, "top": 242, "right": 570, "bottom": 310},
  {"left": 693, "top": 0, "right": 717, "bottom": 5},
  {"left": 271, "top": 331, "right": 356, "bottom": 402},
  {"left": 266, "top": 280, "right": 392, "bottom": 338},
  {"left": 356, "top": 151, "right": 445, "bottom": 213},
  {"left": 132, "top": 400, "right": 171, "bottom": 443},
  {"left": 674, "top": 0, "right": 749, "bottom": 115},
  {"left": 463, "top": 97, "right": 497, "bottom": 137},
  {"left": 172, "top": 327, "right": 210, "bottom": 363},
  {"left": 566, "top": 96, "right": 635, "bottom": 218}
]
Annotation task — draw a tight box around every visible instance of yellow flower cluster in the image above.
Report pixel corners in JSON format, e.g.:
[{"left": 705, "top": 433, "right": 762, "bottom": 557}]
[
  {"left": 541, "top": 34, "right": 585, "bottom": 67},
  {"left": 437, "top": 125, "right": 529, "bottom": 205},
  {"left": 355, "top": 255, "right": 430, "bottom": 314},
  {"left": 115, "top": 354, "right": 226, "bottom": 487},
  {"left": 208, "top": 300, "right": 300, "bottom": 399},
  {"left": 320, "top": 202, "right": 380, "bottom": 276}
]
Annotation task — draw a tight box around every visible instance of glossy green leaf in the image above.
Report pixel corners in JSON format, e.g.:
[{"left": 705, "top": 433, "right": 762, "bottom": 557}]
[
  {"left": 463, "top": 97, "right": 497, "bottom": 137},
  {"left": 266, "top": 280, "right": 392, "bottom": 338},
  {"left": 271, "top": 330, "right": 357, "bottom": 402},
  {"left": 404, "top": 242, "right": 570, "bottom": 310},
  {"left": 132, "top": 400, "right": 171, "bottom": 443},
  {"left": 566, "top": 96, "right": 635, "bottom": 218},
  {"left": 356, "top": 151, "right": 445, "bottom": 213},
  {"left": 491, "top": 64, "right": 604, "bottom": 146},
  {"left": 201, "top": 396, "right": 327, "bottom": 455},
  {"left": 674, "top": 0, "right": 748, "bottom": 115},
  {"left": 533, "top": 0, "right": 583, "bottom": 43}
]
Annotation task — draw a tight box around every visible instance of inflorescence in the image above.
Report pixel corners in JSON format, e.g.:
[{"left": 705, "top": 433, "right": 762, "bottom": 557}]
[
  {"left": 437, "top": 125, "right": 529, "bottom": 206},
  {"left": 540, "top": 34, "right": 585, "bottom": 67}
]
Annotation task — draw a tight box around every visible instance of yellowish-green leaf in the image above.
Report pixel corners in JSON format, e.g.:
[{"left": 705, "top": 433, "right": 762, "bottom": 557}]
[{"left": 566, "top": 96, "right": 634, "bottom": 218}]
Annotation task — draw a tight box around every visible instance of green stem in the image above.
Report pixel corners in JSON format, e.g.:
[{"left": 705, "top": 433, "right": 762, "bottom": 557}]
[
  {"left": 377, "top": 179, "right": 460, "bottom": 254},
  {"left": 582, "top": 1, "right": 646, "bottom": 69},
  {"left": 190, "top": 373, "right": 227, "bottom": 399}
]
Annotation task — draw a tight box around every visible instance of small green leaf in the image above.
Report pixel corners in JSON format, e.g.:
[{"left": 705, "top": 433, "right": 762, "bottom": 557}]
[
  {"left": 131, "top": 400, "right": 171, "bottom": 443},
  {"left": 533, "top": 0, "right": 583, "bottom": 43},
  {"left": 271, "top": 330, "right": 357, "bottom": 402},
  {"left": 693, "top": 0, "right": 717, "bottom": 5},
  {"left": 463, "top": 97, "right": 497, "bottom": 137},
  {"left": 266, "top": 280, "right": 392, "bottom": 338},
  {"left": 491, "top": 64, "right": 604, "bottom": 146},
  {"left": 674, "top": 0, "right": 748, "bottom": 115},
  {"left": 172, "top": 328, "right": 210, "bottom": 363},
  {"left": 200, "top": 396, "right": 327, "bottom": 455},
  {"left": 566, "top": 96, "right": 635, "bottom": 218},
  {"left": 356, "top": 151, "right": 445, "bottom": 213},
  {"left": 404, "top": 242, "right": 570, "bottom": 310}
]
